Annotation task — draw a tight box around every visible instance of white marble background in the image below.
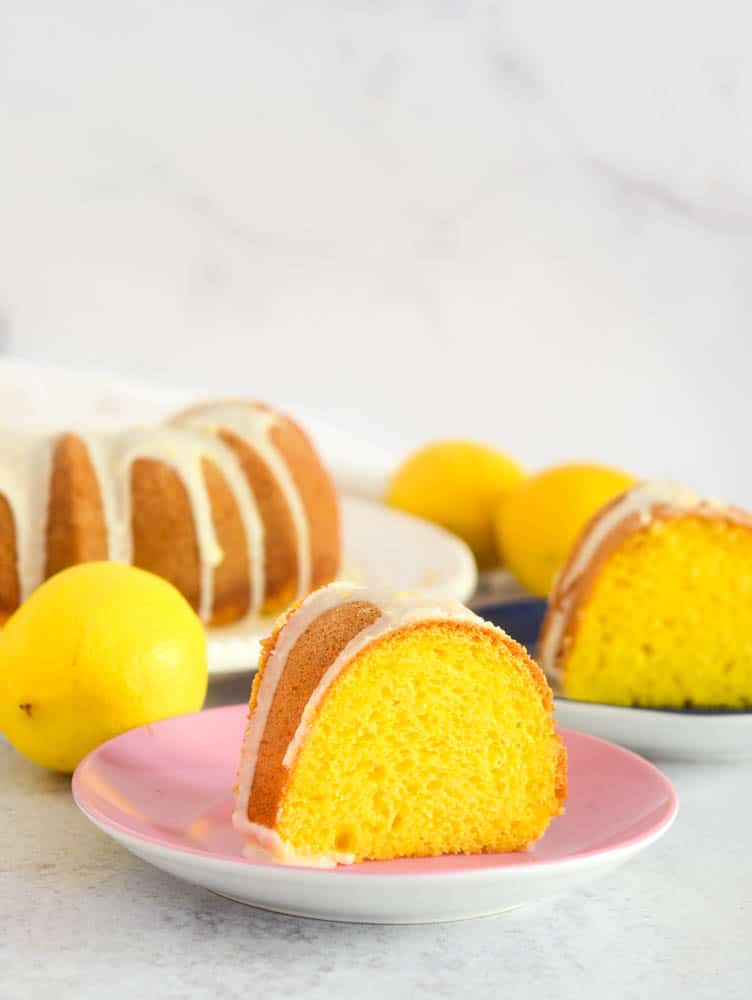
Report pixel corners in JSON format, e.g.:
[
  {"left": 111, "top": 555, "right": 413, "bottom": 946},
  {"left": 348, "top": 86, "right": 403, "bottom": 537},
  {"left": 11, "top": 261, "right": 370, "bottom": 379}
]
[{"left": 1, "top": 1, "right": 751, "bottom": 503}]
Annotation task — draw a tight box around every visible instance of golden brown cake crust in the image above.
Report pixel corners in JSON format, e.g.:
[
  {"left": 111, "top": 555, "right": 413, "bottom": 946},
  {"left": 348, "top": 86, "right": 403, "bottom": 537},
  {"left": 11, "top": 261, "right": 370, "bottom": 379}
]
[
  {"left": 175, "top": 399, "right": 342, "bottom": 612},
  {"left": 538, "top": 490, "right": 752, "bottom": 681},
  {"left": 0, "top": 399, "right": 341, "bottom": 624},
  {"left": 218, "top": 428, "right": 299, "bottom": 611},
  {"left": 248, "top": 599, "right": 382, "bottom": 827},
  {"left": 130, "top": 458, "right": 202, "bottom": 611},
  {"left": 247, "top": 610, "right": 567, "bottom": 828},
  {"left": 201, "top": 458, "right": 251, "bottom": 625},
  {"left": 269, "top": 418, "right": 341, "bottom": 592},
  {"left": 0, "top": 494, "right": 19, "bottom": 620},
  {"left": 45, "top": 433, "right": 108, "bottom": 580}
]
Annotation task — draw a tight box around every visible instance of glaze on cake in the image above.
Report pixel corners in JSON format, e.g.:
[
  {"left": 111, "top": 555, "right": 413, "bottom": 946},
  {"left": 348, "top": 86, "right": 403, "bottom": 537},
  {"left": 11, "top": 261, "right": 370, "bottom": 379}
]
[{"left": 0, "top": 401, "right": 340, "bottom": 625}]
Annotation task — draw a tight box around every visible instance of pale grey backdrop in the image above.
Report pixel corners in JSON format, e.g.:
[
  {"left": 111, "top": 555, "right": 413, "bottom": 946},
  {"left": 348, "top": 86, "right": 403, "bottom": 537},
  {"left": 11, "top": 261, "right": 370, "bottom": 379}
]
[{"left": 1, "top": 2, "right": 750, "bottom": 501}]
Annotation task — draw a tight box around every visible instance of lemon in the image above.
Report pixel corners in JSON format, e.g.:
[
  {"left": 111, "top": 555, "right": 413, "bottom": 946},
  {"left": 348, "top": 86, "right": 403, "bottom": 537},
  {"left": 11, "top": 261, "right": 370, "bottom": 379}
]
[
  {"left": 495, "top": 463, "right": 636, "bottom": 596},
  {"left": 0, "top": 562, "right": 207, "bottom": 773},
  {"left": 387, "top": 440, "right": 524, "bottom": 569}
]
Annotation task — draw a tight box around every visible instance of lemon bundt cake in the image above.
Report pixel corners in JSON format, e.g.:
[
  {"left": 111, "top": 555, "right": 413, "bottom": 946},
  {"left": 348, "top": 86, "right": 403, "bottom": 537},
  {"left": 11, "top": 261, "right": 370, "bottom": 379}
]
[
  {"left": 0, "top": 401, "right": 340, "bottom": 625},
  {"left": 538, "top": 481, "right": 752, "bottom": 708},
  {"left": 233, "top": 583, "right": 566, "bottom": 866}
]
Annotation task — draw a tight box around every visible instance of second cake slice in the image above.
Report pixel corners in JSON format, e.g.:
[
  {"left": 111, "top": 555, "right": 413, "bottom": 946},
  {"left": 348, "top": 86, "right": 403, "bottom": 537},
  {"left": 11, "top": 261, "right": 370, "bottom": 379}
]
[{"left": 233, "top": 583, "right": 566, "bottom": 866}]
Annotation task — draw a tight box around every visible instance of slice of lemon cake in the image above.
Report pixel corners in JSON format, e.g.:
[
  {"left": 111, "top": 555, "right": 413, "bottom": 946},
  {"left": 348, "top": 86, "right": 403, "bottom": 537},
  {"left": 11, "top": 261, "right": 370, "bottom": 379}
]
[
  {"left": 232, "top": 583, "right": 566, "bottom": 866},
  {"left": 538, "top": 481, "right": 752, "bottom": 708}
]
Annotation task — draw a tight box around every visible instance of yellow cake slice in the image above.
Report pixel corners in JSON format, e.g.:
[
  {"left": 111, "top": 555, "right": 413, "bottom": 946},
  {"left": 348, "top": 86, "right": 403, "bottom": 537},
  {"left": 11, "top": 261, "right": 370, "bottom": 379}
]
[
  {"left": 232, "top": 583, "right": 566, "bottom": 866},
  {"left": 538, "top": 480, "right": 752, "bottom": 708}
]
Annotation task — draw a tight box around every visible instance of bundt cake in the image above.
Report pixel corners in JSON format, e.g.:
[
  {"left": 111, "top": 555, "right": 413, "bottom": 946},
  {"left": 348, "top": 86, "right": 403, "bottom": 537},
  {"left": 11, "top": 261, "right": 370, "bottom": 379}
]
[
  {"left": 233, "top": 582, "right": 566, "bottom": 866},
  {"left": 0, "top": 401, "right": 340, "bottom": 626},
  {"left": 538, "top": 480, "right": 752, "bottom": 708}
]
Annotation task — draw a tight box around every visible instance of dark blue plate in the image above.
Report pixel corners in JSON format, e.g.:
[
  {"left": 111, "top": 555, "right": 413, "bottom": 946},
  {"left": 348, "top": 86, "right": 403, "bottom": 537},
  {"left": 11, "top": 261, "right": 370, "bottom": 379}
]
[{"left": 477, "top": 599, "right": 548, "bottom": 654}]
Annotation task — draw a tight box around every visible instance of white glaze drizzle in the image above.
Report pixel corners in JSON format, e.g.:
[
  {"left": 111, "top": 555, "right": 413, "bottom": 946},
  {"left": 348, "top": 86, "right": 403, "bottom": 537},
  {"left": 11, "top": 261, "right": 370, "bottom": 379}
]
[
  {"left": 0, "top": 402, "right": 310, "bottom": 623},
  {"left": 82, "top": 427, "right": 229, "bottom": 622},
  {"left": 179, "top": 404, "right": 312, "bottom": 600},
  {"left": 537, "top": 480, "right": 704, "bottom": 688},
  {"left": 232, "top": 582, "right": 493, "bottom": 866},
  {"left": 167, "top": 407, "right": 277, "bottom": 618}
]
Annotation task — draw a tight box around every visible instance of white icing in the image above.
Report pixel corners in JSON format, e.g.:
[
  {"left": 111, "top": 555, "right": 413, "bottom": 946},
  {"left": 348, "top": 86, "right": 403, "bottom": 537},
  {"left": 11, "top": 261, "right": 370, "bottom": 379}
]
[
  {"left": 232, "top": 581, "right": 491, "bottom": 866},
  {"left": 167, "top": 408, "right": 274, "bottom": 618},
  {"left": 81, "top": 427, "right": 226, "bottom": 622},
  {"left": 0, "top": 402, "right": 310, "bottom": 624},
  {"left": 177, "top": 404, "right": 312, "bottom": 601},
  {"left": 538, "top": 480, "right": 703, "bottom": 688}
]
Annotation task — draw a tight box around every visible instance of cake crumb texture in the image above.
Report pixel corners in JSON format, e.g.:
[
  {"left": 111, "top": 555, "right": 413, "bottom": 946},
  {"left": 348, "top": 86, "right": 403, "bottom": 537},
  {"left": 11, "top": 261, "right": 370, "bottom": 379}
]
[
  {"left": 273, "top": 620, "right": 566, "bottom": 863},
  {"left": 564, "top": 515, "right": 752, "bottom": 707}
]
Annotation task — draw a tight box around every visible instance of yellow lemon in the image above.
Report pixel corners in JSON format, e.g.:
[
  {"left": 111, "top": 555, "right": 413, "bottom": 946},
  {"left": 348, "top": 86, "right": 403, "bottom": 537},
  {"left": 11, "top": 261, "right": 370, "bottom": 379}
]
[
  {"left": 387, "top": 440, "right": 524, "bottom": 569},
  {"left": 495, "top": 463, "right": 636, "bottom": 596},
  {"left": 0, "top": 562, "right": 207, "bottom": 773}
]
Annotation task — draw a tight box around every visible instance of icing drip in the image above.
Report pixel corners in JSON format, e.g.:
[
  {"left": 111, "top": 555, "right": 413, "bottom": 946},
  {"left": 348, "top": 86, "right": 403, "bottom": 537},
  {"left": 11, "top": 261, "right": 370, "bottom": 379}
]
[
  {"left": 82, "top": 428, "right": 230, "bottom": 622},
  {"left": 232, "top": 582, "right": 498, "bottom": 864},
  {"left": 537, "top": 480, "right": 704, "bottom": 687},
  {"left": 177, "top": 405, "right": 312, "bottom": 600},
  {"left": 0, "top": 403, "right": 310, "bottom": 624}
]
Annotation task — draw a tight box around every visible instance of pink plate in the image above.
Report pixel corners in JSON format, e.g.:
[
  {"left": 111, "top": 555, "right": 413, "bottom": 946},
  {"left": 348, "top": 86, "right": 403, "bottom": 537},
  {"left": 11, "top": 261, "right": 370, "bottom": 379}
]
[{"left": 73, "top": 704, "right": 677, "bottom": 923}]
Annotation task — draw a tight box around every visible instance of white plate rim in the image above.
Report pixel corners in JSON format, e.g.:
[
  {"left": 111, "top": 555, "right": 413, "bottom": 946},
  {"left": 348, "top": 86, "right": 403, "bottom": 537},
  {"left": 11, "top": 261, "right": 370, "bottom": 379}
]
[
  {"left": 553, "top": 696, "right": 752, "bottom": 761},
  {"left": 72, "top": 719, "right": 678, "bottom": 879},
  {"left": 72, "top": 714, "right": 678, "bottom": 922},
  {"left": 76, "top": 792, "right": 678, "bottom": 883}
]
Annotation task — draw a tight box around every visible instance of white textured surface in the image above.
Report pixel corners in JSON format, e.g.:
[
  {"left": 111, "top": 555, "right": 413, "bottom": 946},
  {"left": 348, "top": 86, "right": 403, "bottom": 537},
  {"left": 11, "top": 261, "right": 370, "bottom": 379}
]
[
  {"left": 1, "top": 675, "right": 750, "bottom": 998},
  {"left": 1, "top": 2, "right": 751, "bottom": 505}
]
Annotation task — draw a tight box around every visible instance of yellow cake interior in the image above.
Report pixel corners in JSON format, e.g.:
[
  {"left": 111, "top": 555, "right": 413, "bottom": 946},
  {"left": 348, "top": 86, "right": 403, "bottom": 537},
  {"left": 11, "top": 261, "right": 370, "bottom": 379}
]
[
  {"left": 274, "top": 623, "right": 564, "bottom": 863},
  {"left": 563, "top": 515, "right": 752, "bottom": 708}
]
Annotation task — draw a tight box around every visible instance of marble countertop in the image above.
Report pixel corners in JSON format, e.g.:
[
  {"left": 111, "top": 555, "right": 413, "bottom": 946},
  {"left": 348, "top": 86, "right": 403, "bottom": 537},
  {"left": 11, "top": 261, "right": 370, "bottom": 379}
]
[{"left": 3, "top": 673, "right": 749, "bottom": 1000}]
